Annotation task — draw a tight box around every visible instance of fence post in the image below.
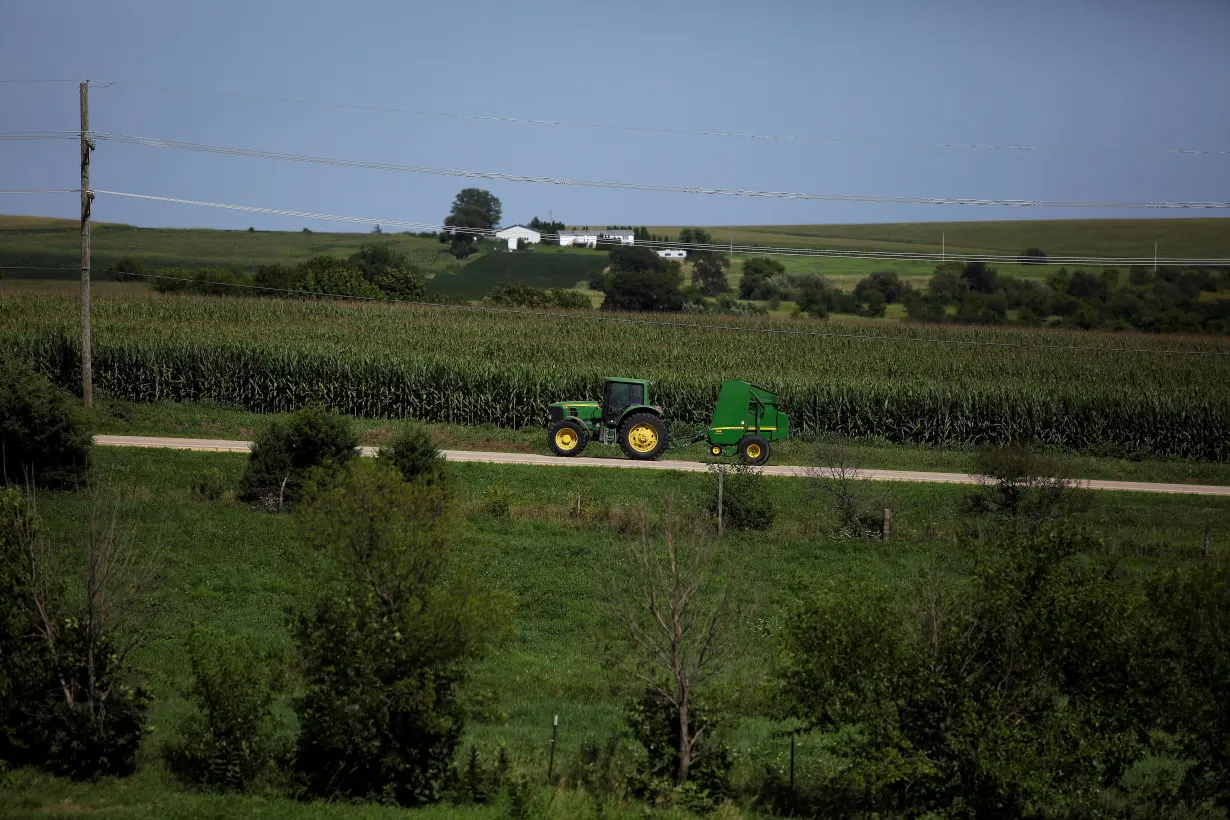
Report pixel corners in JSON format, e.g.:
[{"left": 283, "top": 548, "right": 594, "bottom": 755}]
[
  {"left": 547, "top": 714, "right": 558, "bottom": 783},
  {"left": 882, "top": 508, "right": 892, "bottom": 541}
]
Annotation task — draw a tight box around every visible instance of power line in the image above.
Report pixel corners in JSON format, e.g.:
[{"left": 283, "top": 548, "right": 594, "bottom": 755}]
[
  {"left": 90, "top": 132, "right": 1230, "bottom": 210},
  {"left": 42, "top": 268, "right": 1222, "bottom": 357},
  {"left": 91, "top": 190, "right": 1230, "bottom": 265},
  {"left": 0, "top": 188, "right": 80, "bottom": 195},
  {"left": 0, "top": 131, "right": 79, "bottom": 141},
  {"left": 94, "top": 80, "right": 1230, "bottom": 157}
]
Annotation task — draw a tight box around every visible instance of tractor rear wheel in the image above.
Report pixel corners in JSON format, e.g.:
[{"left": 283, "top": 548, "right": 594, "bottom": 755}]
[
  {"left": 738, "top": 434, "right": 771, "bottom": 466},
  {"left": 548, "top": 419, "right": 588, "bottom": 457},
  {"left": 619, "top": 413, "right": 668, "bottom": 460}
]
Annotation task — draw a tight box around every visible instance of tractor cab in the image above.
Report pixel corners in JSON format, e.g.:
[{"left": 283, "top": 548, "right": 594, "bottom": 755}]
[{"left": 547, "top": 377, "right": 667, "bottom": 460}]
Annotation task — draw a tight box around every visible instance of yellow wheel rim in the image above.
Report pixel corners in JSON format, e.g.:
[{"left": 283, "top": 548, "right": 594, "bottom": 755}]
[
  {"left": 745, "top": 443, "right": 762, "bottom": 460},
  {"left": 555, "top": 428, "right": 577, "bottom": 451},
  {"left": 627, "top": 423, "right": 659, "bottom": 453},
  {"left": 711, "top": 446, "right": 722, "bottom": 456}
]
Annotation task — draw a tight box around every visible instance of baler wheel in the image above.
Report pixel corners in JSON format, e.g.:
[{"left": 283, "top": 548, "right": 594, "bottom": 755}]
[{"left": 738, "top": 434, "right": 771, "bottom": 466}]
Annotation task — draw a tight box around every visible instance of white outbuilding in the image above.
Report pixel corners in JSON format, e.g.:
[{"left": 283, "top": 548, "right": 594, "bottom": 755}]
[
  {"left": 558, "top": 229, "right": 635, "bottom": 248},
  {"left": 494, "top": 225, "right": 542, "bottom": 250},
  {"left": 657, "top": 249, "right": 687, "bottom": 259}
]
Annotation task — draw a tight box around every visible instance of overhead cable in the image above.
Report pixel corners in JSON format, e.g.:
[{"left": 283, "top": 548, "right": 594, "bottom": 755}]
[
  {"left": 90, "top": 133, "right": 1230, "bottom": 210},
  {"left": 91, "top": 80, "right": 1230, "bottom": 157}
]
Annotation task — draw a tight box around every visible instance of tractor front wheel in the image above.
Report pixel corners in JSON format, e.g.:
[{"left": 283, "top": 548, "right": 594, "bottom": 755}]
[
  {"left": 619, "top": 413, "right": 668, "bottom": 460},
  {"left": 548, "top": 419, "right": 588, "bottom": 457},
  {"left": 738, "top": 434, "right": 771, "bottom": 466}
]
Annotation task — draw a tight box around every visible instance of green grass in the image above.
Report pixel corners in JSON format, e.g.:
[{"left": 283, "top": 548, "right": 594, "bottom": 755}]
[
  {"left": 88, "top": 397, "right": 1230, "bottom": 486},
  {"left": 0, "top": 217, "right": 452, "bottom": 278},
  {"left": 651, "top": 218, "right": 1230, "bottom": 258},
  {"left": 2, "top": 445, "right": 1226, "bottom": 816},
  {"left": 429, "top": 247, "right": 608, "bottom": 299}
]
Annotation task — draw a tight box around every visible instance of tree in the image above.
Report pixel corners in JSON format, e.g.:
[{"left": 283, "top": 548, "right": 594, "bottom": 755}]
[
  {"left": 443, "top": 189, "right": 502, "bottom": 258},
  {"left": 238, "top": 404, "right": 359, "bottom": 511},
  {"left": 597, "top": 245, "right": 686, "bottom": 311},
  {"left": 108, "top": 256, "right": 145, "bottom": 283},
  {"left": 961, "top": 261, "right": 999, "bottom": 294},
  {"left": 348, "top": 244, "right": 426, "bottom": 301},
  {"left": 292, "top": 460, "right": 505, "bottom": 805},
  {"left": 527, "top": 216, "right": 565, "bottom": 244},
  {"left": 678, "top": 227, "right": 713, "bottom": 246},
  {"left": 0, "top": 488, "right": 158, "bottom": 779},
  {"left": 610, "top": 509, "right": 745, "bottom": 787},
  {"left": 780, "top": 529, "right": 1156, "bottom": 816},
  {"left": 793, "top": 274, "right": 838, "bottom": 318},
  {"left": 377, "top": 423, "right": 449, "bottom": 490},
  {"left": 600, "top": 268, "right": 685, "bottom": 312},
  {"left": 739, "top": 257, "right": 785, "bottom": 300},
  {"left": 1019, "top": 247, "right": 1048, "bottom": 264},
  {"left": 853, "top": 271, "right": 907, "bottom": 304},
  {"left": 691, "top": 250, "right": 731, "bottom": 297},
  {"left": 449, "top": 188, "right": 502, "bottom": 228},
  {"left": 0, "top": 359, "right": 93, "bottom": 490},
  {"left": 296, "top": 257, "right": 384, "bottom": 300},
  {"left": 963, "top": 442, "right": 1090, "bottom": 530},
  {"left": 858, "top": 288, "right": 887, "bottom": 317}
]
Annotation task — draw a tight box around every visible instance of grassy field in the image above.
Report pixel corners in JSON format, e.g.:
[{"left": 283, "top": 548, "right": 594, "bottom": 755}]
[
  {"left": 429, "top": 247, "right": 608, "bottom": 299},
  {"left": 0, "top": 215, "right": 452, "bottom": 277},
  {"left": 2, "top": 444, "right": 1227, "bottom": 818},
  {"left": 86, "top": 397, "right": 1230, "bottom": 486},
  {"left": 650, "top": 218, "right": 1230, "bottom": 258},
  {"left": 2, "top": 290, "right": 1226, "bottom": 460},
  {"left": 5, "top": 215, "right": 1227, "bottom": 295}
]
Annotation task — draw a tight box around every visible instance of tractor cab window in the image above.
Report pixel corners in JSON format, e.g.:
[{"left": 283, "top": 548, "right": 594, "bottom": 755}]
[{"left": 603, "top": 381, "right": 644, "bottom": 425}]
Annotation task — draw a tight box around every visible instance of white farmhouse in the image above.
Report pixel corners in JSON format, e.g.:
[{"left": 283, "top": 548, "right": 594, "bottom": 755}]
[
  {"left": 558, "top": 229, "right": 635, "bottom": 248},
  {"left": 657, "top": 249, "right": 687, "bottom": 259},
  {"left": 494, "top": 225, "right": 542, "bottom": 250}
]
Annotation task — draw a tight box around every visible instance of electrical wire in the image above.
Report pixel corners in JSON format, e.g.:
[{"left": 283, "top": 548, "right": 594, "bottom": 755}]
[
  {"left": 0, "top": 189, "right": 80, "bottom": 195},
  {"left": 92, "top": 80, "right": 1230, "bottom": 157},
  {"left": 0, "top": 131, "right": 79, "bottom": 141},
  {"left": 90, "top": 132, "right": 1230, "bottom": 210},
  {"left": 91, "top": 190, "right": 1230, "bottom": 265},
  {"left": 21, "top": 267, "right": 1215, "bottom": 357}
]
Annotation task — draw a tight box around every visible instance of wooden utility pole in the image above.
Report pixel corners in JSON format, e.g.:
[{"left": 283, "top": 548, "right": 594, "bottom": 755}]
[{"left": 80, "top": 81, "right": 94, "bottom": 408}]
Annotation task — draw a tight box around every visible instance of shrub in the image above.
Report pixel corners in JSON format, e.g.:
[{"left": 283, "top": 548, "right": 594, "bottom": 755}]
[
  {"left": 547, "top": 288, "right": 591, "bottom": 309},
  {"left": 378, "top": 422, "right": 448, "bottom": 489},
  {"left": 779, "top": 529, "right": 1172, "bottom": 817},
  {"left": 166, "top": 628, "right": 278, "bottom": 792},
  {"left": 291, "top": 461, "right": 506, "bottom": 805},
  {"left": 108, "top": 256, "right": 145, "bottom": 282},
  {"left": 193, "top": 467, "right": 228, "bottom": 501},
  {"left": 0, "top": 489, "right": 151, "bottom": 779},
  {"left": 0, "top": 359, "right": 92, "bottom": 489},
  {"left": 707, "top": 463, "right": 774, "bottom": 532},
  {"left": 964, "top": 441, "right": 1091, "bottom": 529},
  {"left": 482, "top": 484, "right": 513, "bottom": 518},
  {"left": 625, "top": 689, "right": 732, "bottom": 810},
  {"left": 238, "top": 404, "right": 358, "bottom": 511}
]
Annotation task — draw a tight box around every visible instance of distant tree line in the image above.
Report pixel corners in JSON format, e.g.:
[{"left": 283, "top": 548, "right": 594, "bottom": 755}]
[
  {"left": 126, "top": 243, "right": 429, "bottom": 302},
  {"left": 904, "top": 261, "right": 1230, "bottom": 333}
]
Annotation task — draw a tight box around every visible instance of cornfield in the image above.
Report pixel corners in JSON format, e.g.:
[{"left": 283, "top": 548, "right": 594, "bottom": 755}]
[{"left": 2, "top": 292, "right": 1227, "bottom": 461}]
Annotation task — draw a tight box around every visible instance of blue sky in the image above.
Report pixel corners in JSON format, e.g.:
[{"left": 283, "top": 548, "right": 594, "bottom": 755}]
[{"left": 2, "top": 0, "right": 1228, "bottom": 232}]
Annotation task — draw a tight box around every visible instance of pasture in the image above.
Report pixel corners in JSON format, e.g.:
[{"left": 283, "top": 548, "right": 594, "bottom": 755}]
[{"left": 2, "top": 444, "right": 1226, "bottom": 818}]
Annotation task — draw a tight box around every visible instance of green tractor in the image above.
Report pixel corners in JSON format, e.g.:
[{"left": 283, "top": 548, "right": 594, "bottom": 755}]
[{"left": 546, "top": 377, "right": 789, "bottom": 465}]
